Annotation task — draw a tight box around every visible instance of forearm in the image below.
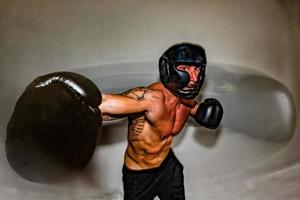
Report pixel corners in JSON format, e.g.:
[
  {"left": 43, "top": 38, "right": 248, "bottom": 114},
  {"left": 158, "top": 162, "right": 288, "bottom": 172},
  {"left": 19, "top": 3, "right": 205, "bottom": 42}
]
[
  {"left": 100, "top": 94, "right": 128, "bottom": 121},
  {"left": 101, "top": 113, "right": 126, "bottom": 121},
  {"left": 190, "top": 102, "right": 200, "bottom": 116}
]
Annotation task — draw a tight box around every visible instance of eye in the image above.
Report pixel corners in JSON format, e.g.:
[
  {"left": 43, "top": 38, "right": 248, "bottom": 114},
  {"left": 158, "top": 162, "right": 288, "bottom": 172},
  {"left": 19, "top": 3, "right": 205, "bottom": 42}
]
[{"left": 177, "top": 65, "right": 188, "bottom": 70}]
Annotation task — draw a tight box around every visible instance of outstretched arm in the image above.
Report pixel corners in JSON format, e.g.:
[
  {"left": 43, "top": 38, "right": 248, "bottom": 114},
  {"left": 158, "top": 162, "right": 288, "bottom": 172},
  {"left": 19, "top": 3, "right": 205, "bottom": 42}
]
[{"left": 99, "top": 87, "right": 161, "bottom": 120}]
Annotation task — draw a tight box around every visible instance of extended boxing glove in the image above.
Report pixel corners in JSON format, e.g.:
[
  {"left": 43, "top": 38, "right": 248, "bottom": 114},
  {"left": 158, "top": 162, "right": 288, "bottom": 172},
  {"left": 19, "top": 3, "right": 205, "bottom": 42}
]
[
  {"left": 193, "top": 98, "right": 223, "bottom": 129},
  {"left": 6, "top": 72, "right": 102, "bottom": 183}
]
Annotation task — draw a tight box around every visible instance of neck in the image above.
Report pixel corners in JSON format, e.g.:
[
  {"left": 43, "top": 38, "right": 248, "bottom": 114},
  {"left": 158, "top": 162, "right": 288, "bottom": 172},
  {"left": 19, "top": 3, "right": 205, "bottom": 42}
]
[
  {"left": 161, "top": 85, "right": 182, "bottom": 104},
  {"left": 162, "top": 85, "right": 196, "bottom": 108}
]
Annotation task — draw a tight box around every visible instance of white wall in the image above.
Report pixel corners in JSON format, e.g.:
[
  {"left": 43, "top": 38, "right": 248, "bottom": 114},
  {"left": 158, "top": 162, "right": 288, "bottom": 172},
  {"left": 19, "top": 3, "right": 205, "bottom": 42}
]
[{"left": 0, "top": 0, "right": 299, "bottom": 199}]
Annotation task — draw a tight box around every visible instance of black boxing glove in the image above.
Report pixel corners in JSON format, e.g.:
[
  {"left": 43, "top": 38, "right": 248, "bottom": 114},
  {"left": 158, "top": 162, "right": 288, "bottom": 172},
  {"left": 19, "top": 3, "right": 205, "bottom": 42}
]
[
  {"left": 193, "top": 98, "right": 224, "bottom": 129},
  {"left": 30, "top": 72, "right": 102, "bottom": 118},
  {"left": 6, "top": 71, "right": 102, "bottom": 183}
]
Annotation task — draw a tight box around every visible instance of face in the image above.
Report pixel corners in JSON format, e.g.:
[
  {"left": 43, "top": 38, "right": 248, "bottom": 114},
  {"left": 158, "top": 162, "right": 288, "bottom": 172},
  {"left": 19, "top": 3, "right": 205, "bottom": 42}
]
[{"left": 176, "top": 65, "right": 201, "bottom": 90}]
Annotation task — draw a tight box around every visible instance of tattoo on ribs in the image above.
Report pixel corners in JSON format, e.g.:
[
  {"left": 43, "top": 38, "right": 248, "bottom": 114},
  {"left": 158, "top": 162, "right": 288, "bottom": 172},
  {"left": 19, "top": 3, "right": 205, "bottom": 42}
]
[{"left": 129, "top": 116, "right": 145, "bottom": 139}]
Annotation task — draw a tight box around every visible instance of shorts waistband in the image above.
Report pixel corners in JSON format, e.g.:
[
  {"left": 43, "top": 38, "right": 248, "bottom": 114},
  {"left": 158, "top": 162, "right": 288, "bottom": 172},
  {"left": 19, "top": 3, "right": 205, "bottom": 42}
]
[{"left": 122, "top": 149, "right": 175, "bottom": 174}]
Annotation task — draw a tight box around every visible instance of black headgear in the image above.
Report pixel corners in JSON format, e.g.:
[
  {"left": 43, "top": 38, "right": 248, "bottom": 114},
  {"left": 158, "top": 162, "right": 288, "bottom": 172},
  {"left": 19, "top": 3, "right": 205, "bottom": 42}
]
[{"left": 159, "top": 43, "right": 206, "bottom": 99}]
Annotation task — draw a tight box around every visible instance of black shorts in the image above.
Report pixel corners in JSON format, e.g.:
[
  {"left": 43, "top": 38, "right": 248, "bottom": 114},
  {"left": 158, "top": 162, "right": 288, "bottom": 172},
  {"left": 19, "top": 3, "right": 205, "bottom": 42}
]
[{"left": 122, "top": 149, "right": 185, "bottom": 200}]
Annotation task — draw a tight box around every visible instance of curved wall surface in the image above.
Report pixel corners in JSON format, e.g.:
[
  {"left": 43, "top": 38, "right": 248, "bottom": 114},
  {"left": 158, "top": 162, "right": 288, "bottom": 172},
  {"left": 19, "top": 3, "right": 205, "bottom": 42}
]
[{"left": 0, "top": 1, "right": 299, "bottom": 199}]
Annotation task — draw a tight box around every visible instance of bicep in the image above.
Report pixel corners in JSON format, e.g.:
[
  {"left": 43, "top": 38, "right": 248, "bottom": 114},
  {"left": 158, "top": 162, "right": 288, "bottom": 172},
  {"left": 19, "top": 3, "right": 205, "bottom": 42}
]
[{"left": 99, "top": 93, "right": 148, "bottom": 115}]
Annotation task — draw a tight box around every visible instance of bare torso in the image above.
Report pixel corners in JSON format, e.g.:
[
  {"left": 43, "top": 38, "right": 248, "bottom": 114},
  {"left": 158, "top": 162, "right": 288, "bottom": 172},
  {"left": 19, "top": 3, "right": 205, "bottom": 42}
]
[{"left": 122, "top": 83, "right": 195, "bottom": 170}]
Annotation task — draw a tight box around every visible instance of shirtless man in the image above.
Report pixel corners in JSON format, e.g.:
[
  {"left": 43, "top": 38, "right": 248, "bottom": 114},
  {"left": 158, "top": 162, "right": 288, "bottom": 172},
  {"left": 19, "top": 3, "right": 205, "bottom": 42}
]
[
  {"left": 99, "top": 43, "right": 224, "bottom": 200},
  {"left": 6, "top": 42, "right": 223, "bottom": 195}
]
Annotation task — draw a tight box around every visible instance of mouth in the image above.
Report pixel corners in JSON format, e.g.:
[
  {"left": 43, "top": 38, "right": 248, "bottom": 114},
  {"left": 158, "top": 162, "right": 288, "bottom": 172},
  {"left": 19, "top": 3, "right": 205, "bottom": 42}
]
[
  {"left": 182, "top": 86, "right": 196, "bottom": 90},
  {"left": 178, "top": 88, "right": 198, "bottom": 93}
]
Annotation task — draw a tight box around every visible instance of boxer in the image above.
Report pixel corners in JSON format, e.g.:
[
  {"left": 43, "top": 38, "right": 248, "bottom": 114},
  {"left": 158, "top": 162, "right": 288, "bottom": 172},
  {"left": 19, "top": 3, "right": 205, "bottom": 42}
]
[
  {"left": 99, "top": 43, "right": 223, "bottom": 200},
  {"left": 6, "top": 43, "right": 223, "bottom": 199}
]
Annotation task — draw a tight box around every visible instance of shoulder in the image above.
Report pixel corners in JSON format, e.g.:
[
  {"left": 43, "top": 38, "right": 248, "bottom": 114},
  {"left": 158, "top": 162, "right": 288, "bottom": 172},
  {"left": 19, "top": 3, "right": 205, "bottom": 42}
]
[
  {"left": 147, "top": 82, "right": 165, "bottom": 100},
  {"left": 122, "top": 85, "right": 164, "bottom": 102}
]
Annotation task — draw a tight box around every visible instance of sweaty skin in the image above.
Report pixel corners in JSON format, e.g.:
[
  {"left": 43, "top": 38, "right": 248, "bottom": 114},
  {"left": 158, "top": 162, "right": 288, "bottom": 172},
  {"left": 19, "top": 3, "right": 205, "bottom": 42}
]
[{"left": 99, "top": 66, "right": 201, "bottom": 170}]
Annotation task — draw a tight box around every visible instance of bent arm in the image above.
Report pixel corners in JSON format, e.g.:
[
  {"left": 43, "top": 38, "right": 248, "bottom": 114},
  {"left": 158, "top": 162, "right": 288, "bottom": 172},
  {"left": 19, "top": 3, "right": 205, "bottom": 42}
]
[
  {"left": 190, "top": 102, "right": 200, "bottom": 117},
  {"left": 190, "top": 98, "right": 223, "bottom": 129}
]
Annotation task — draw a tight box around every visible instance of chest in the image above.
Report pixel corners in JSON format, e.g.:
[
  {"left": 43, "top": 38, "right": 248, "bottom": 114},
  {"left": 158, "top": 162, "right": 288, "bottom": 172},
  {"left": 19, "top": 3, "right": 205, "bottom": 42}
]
[{"left": 159, "top": 104, "right": 191, "bottom": 138}]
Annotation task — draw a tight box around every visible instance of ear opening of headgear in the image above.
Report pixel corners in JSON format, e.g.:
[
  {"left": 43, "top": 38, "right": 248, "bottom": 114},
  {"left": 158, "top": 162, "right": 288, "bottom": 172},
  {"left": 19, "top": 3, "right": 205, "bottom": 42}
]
[{"left": 159, "top": 56, "right": 170, "bottom": 83}]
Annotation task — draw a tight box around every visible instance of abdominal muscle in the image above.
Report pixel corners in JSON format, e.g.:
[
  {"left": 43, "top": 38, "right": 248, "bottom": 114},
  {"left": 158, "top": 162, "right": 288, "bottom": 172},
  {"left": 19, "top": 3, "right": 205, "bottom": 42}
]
[{"left": 124, "top": 115, "right": 174, "bottom": 170}]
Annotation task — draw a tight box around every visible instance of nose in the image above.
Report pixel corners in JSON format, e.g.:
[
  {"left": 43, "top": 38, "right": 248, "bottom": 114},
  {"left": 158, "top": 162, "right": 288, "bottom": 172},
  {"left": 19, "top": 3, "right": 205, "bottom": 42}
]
[{"left": 188, "top": 67, "right": 200, "bottom": 82}]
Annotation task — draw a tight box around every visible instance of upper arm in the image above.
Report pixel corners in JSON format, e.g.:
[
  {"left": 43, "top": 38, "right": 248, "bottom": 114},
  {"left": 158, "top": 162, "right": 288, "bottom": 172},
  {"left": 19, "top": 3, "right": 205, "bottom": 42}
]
[{"left": 99, "top": 87, "right": 163, "bottom": 116}]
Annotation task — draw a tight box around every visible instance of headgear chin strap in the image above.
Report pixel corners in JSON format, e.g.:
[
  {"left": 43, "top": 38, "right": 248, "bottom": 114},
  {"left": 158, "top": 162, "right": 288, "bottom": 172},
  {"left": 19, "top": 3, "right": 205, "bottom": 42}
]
[{"left": 159, "top": 42, "right": 207, "bottom": 99}]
